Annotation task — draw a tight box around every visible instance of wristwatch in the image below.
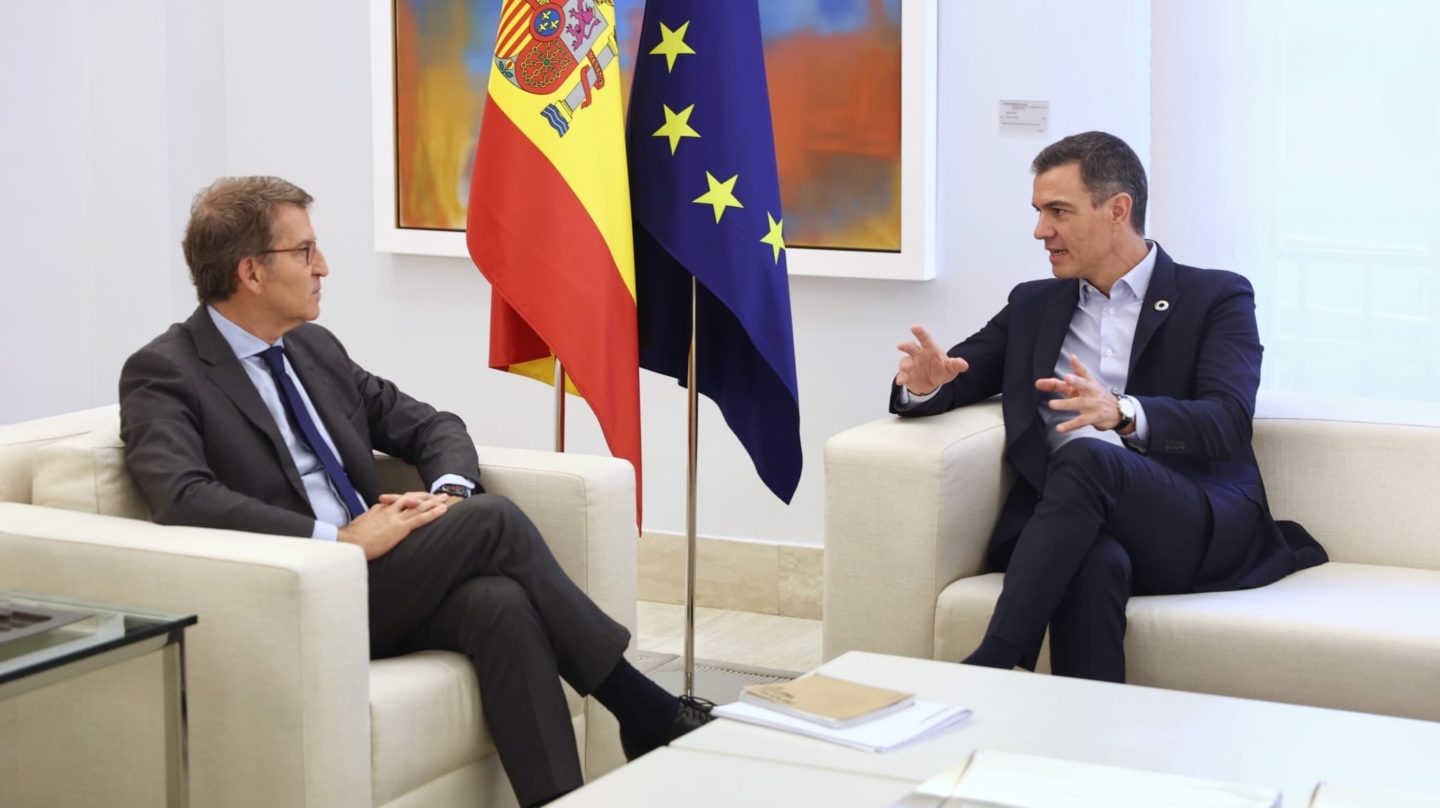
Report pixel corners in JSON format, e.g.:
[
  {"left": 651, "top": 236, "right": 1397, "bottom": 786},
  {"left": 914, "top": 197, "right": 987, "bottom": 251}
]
[
  {"left": 1114, "top": 395, "right": 1136, "bottom": 433},
  {"left": 436, "top": 483, "right": 472, "bottom": 499}
]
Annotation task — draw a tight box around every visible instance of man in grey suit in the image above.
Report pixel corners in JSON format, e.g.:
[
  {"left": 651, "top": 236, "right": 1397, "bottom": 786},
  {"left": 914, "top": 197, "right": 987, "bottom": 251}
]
[{"left": 120, "top": 176, "right": 711, "bottom": 808}]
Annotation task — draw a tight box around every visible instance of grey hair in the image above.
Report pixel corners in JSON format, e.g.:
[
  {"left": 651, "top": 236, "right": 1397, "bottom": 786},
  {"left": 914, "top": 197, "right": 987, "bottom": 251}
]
[
  {"left": 182, "top": 176, "right": 314, "bottom": 303},
  {"left": 1032, "top": 132, "right": 1147, "bottom": 234}
]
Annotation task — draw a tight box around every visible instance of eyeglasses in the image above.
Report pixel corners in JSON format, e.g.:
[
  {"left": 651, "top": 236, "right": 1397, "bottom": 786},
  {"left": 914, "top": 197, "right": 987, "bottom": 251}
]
[{"left": 262, "top": 241, "right": 317, "bottom": 266}]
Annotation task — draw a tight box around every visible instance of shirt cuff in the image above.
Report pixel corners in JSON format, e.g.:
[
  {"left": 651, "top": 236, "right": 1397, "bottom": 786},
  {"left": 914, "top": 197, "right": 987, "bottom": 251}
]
[
  {"left": 896, "top": 386, "right": 941, "bottom": 410},
  {"left": 1122, "top": 398, "right": 1150, "bottom": 452},
  {"left": 311, "top": 520, "right": 339, "bottom": 541},
  {"left": 430, "top": 474, "right": 477, "bottom": 494}
]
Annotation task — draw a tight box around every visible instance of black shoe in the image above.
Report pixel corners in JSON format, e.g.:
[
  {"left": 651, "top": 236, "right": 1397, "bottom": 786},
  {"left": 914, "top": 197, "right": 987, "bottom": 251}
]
[{"left": 620, "top": 695, "right": 717, "bottom": 761}]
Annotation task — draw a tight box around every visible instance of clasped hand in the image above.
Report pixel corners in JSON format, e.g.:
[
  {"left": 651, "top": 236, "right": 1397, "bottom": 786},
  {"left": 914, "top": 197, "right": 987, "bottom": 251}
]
[{"left": 338, "top": 491, "right": 460, "bottom": 560}]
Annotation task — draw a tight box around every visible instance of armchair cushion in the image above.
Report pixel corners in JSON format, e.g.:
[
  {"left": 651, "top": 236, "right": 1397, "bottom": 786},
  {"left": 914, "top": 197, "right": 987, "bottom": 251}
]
[
  {"left": 934, "top": 563, "right": 1440, "bottom": 721},
  {"left": 0, "top": 405, "right": 119, "bottom": 505},
  {"left": 368, "top": 651, "right": 586, "bottom": 807},
  {"left": 30, "top": 426, "right": 149, "bottom": 519}
]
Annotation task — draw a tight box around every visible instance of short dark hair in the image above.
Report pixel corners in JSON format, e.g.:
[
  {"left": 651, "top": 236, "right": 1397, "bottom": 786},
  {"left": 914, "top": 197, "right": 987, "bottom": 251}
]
[
  {"left": 1031, "top": 132, "right": 1147, "bottom": 234},
  {"left": 182, "top": 176, "right": 314, "bottom": 304}
]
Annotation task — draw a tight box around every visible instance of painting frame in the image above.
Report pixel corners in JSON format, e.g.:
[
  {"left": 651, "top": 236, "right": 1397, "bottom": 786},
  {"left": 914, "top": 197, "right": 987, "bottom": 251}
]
[{"left": 370, "top": 0, "right": 937, "bottom": 280}]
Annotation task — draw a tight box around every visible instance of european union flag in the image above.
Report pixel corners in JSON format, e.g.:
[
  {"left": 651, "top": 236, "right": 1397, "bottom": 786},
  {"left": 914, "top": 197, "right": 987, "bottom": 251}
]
[{"left": 627, "top": 0, "right": 802, "bottom": 503}]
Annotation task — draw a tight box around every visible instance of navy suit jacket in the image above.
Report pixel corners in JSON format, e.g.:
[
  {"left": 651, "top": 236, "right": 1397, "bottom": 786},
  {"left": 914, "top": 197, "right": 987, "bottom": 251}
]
[{"left": 892, "top": 245, "right": 1326, "bottom": 592}]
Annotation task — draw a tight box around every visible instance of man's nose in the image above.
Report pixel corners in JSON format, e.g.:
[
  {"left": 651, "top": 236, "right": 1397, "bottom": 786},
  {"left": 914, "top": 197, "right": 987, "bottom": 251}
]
[
  {"left": 1034, "top": 217, "right": 1055, "bottom": 240},
  {"left": 314, "top": 248, "right": 329, "bottom": 275}
]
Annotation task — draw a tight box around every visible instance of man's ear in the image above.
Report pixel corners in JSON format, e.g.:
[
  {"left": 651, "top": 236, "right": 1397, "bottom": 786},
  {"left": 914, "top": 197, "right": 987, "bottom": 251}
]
[
  {"left": 1109, "top": 193, "right": 1133, "bottom": 230},
  {"left": 234, "top": 256, "right": 264, "bottom": 295}
]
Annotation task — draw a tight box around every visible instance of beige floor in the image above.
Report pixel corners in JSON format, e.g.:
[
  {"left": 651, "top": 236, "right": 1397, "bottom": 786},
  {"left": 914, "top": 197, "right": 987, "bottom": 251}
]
[{"left": 636, "top": 600, "right": 823, "bottom": 673}]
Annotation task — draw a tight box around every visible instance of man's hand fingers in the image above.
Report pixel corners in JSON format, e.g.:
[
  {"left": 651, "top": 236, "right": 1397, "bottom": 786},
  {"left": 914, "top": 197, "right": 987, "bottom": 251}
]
[
  {"left": 1054, "top": 411, "right": 1100, "bottom": 433},
  {"left": 1069, "top": 354, "right": 1094, "bottom": 380},
  {"left": 1047, "top": 396, "right": 1084, "bottom": 412},
  {"left": 404, "top": 501, "right": 448, "bottom": 524},
  {"left": 911, "top": 325, "right": 935, "bottom": 348},
  {"left": 897, "top": 341, "right": 921, "bottom": 357},
  {"left": 945, "top": 356, "right": 969, "bottom": 374},
  {"left": 895, "top": 371, "right": 909, "bottom": 385},
  {"left": 1036, "top": 378, "right": 1064, "bottom": 392},
  {"left": 899, "top": 357, "right": 914, "bottom": 373}
]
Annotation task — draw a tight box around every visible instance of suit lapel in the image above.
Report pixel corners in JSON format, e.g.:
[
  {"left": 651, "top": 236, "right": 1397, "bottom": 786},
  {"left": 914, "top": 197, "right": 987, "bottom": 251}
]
[
  {"left": 1128, "top": 245, "right": 1180, "bottom": 377},
  {"left": 1031, "top": 280, "right": 1079, "bottom": 400},
  {"left": 1006, "top": 281, "right": 1079, "bottom": 492},
  {"left": 189, "top": 307, "right": 310, "bottom": 506}
]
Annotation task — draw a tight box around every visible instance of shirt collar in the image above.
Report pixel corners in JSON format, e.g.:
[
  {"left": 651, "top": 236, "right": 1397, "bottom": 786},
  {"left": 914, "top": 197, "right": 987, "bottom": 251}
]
[
  {"left": 207, "top": 306, "right": 281, "bottom": 360},
  {"left": 1080, "top": 240, "right": 1157, "bottom": 304}
]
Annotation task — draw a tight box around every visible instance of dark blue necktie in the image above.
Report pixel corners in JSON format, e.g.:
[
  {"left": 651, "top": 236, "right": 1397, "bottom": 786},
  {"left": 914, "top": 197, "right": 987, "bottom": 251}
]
[{"left": 259, "top": 345, "right": 366, "bottom": 521}]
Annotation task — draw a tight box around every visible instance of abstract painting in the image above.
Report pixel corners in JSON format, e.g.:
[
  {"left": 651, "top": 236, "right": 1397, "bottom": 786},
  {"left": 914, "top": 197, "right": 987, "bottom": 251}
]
[{"left": 393, "top": 0, "right": 903, "bottom": 252}]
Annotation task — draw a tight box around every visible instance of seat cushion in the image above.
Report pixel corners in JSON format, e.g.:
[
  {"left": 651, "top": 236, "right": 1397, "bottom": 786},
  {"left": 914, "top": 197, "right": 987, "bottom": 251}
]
[
  {"left": 935, "top": 563, "right": 1440, "bottom": 721},
  {"left": 0, "top": 405, "right": 119, "bottom": 504},
  {"left": 369, "top": 650, "right": 586, "bottom": 807},
  {"left": 29, "top": 428, "right": 149, "bottom": 519}
]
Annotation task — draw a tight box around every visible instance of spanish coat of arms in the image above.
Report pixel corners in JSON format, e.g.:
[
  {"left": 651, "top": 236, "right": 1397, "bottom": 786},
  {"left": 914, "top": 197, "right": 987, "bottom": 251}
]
[{"left": 492, "top": 0, "right": 619, "bottom": 137}]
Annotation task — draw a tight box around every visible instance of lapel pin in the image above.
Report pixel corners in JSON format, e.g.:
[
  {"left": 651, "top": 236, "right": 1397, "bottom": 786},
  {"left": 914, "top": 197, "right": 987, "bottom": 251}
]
[{"left": 1155, "top": 300, "right": 1170, "bottom": 311}]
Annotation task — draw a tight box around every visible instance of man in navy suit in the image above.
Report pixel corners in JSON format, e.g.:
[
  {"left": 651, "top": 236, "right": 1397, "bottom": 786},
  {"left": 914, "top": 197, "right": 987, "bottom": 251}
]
[{"left": 893, "top": 132, "right": 1327, "bottom": 682}]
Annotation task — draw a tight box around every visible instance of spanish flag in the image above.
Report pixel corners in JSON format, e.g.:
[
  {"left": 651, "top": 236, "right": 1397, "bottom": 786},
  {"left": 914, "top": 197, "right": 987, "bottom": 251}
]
[{"left": 466, "top": 0, "right": 642, "bottom": 521}]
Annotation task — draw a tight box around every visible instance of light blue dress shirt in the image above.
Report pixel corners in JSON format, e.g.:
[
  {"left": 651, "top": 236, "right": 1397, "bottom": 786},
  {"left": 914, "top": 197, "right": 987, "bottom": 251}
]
[
  {"left": 207, "top": 308, "right": 473, "bottom": 540},
  {"left": 900, "top": 243, "right": 1156, "bottom": 453}
]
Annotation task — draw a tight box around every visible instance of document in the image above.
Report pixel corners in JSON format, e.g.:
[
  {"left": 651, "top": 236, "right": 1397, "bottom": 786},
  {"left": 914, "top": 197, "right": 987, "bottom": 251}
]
[
  {"left": 740, "top": 674, "right": 916, "bottom": 728},
  {"left": 889, "top": 750, "right": 1280, "bottom": 808},
  {"left": 713, "top": 699, "right": 971, "bottom": 753}
]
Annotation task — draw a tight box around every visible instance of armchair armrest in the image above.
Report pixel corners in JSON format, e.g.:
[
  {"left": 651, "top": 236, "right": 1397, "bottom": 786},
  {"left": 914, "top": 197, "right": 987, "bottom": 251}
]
[
  {"left": 0, "top": 502, "right": 372, "bottom": 808},
  {"left": 823, "top": 400, "right": 1010, "bottom": 662}
]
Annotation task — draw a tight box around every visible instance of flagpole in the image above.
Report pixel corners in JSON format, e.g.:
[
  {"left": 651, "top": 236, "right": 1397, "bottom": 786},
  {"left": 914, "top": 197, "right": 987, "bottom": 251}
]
[
  {"left": 554, "top": 358, "right": 566, "bottom": 453},
  {"left": 684, "top": 276, "right": 699, "bottom": 698}
]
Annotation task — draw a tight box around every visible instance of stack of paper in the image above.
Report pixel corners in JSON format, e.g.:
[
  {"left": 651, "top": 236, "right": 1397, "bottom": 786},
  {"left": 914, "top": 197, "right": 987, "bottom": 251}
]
[
  {"left": 889, "top": 750, "right": 1280, "bottom": 808},
  {"left": 713, "top": 699, "right": 972, "bottom": 753},
  {"left": 1309, "top": 782, "right": 1440, "bottom": 807}
]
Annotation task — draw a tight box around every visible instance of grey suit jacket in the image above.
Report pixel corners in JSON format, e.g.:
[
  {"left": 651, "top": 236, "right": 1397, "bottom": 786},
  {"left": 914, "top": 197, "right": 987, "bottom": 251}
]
[{"left": 119, "top": 306, "right": 481, "bottom": 538}]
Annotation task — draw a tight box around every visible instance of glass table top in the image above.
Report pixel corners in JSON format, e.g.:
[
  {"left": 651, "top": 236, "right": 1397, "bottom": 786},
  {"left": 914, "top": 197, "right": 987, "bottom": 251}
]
[{"left": 0, "top": 590, "right": 197, "bottom": 687}]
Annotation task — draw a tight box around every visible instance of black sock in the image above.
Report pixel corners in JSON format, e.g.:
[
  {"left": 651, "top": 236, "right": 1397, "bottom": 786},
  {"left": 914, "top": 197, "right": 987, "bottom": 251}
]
[
  {"left": 962, "top": 636, "right": 1025, "bottom": 669},
  {"left": 591, "top": 657, "right": 681, "bottom": 747}
]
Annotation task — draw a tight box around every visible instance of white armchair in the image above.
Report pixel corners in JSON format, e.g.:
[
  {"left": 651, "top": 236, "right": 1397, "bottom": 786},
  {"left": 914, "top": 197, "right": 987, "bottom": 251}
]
[
  {"left": 824, "top": 397, "right": 1440, "bottom": 722},
  {"left": 0, "top": 406, "right": 638, "bottom": 808}
]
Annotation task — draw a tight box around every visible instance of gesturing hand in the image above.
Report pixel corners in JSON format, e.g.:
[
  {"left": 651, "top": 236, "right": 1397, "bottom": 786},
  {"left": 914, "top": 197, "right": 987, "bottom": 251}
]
[
  {"left": 338, "top": 492, "right": 451, "bottom": 561},
  {"left": 896, "top": 325, "right": 969, "bottom": 396},
  {"left": 1037, "top": 354, "right": 1129, "bottom": 434}
]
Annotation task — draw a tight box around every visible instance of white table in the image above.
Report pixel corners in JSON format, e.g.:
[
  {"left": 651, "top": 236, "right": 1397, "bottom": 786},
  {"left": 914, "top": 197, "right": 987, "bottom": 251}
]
[
  {"left": 555, "top": 746, "right": 914, "bottom": 807},
  {"left": 561, "top": 651, "right": 1440, "bottom": 806}
]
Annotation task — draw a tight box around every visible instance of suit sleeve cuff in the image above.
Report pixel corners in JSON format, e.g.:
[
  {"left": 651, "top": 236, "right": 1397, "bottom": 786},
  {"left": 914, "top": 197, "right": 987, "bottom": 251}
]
[
  {"left": 1123, "top": 398, "right": 1151, "bottom": 452},
  {"left": 896, "top": 386, "right": 940, "bottom": 410},
  {"left": 430, "top": 474, "right": 478, "bottom": 493},
  {"left": 311, "top": 521, "right": 339, "bottom": 541}
]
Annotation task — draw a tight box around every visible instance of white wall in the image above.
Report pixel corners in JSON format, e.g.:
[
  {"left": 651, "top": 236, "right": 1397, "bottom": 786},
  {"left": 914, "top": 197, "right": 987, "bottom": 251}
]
[
  {"left": 0, "top": 0, "right": 226, "bottom": 425},
  {"left": 0, "top": 0, "right": 1150, "bottom": 547}
]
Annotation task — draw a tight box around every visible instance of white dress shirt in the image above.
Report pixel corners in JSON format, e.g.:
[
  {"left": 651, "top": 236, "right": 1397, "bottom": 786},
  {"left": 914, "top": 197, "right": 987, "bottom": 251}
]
[
  {"left": 899, "top": 243, "right": 1157, "bottom": 453},
  {"left": 208, "top": 307, "right": 473, "bottom": 539}
]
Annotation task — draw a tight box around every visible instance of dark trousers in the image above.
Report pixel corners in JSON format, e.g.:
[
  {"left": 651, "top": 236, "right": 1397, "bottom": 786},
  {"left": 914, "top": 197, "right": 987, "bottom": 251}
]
[
  {"left": 366, "top": 494, "right": 631, "bottom": 808},
  {"left": 987, "top": 438, "right": 1253, "bottom": 683}
]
